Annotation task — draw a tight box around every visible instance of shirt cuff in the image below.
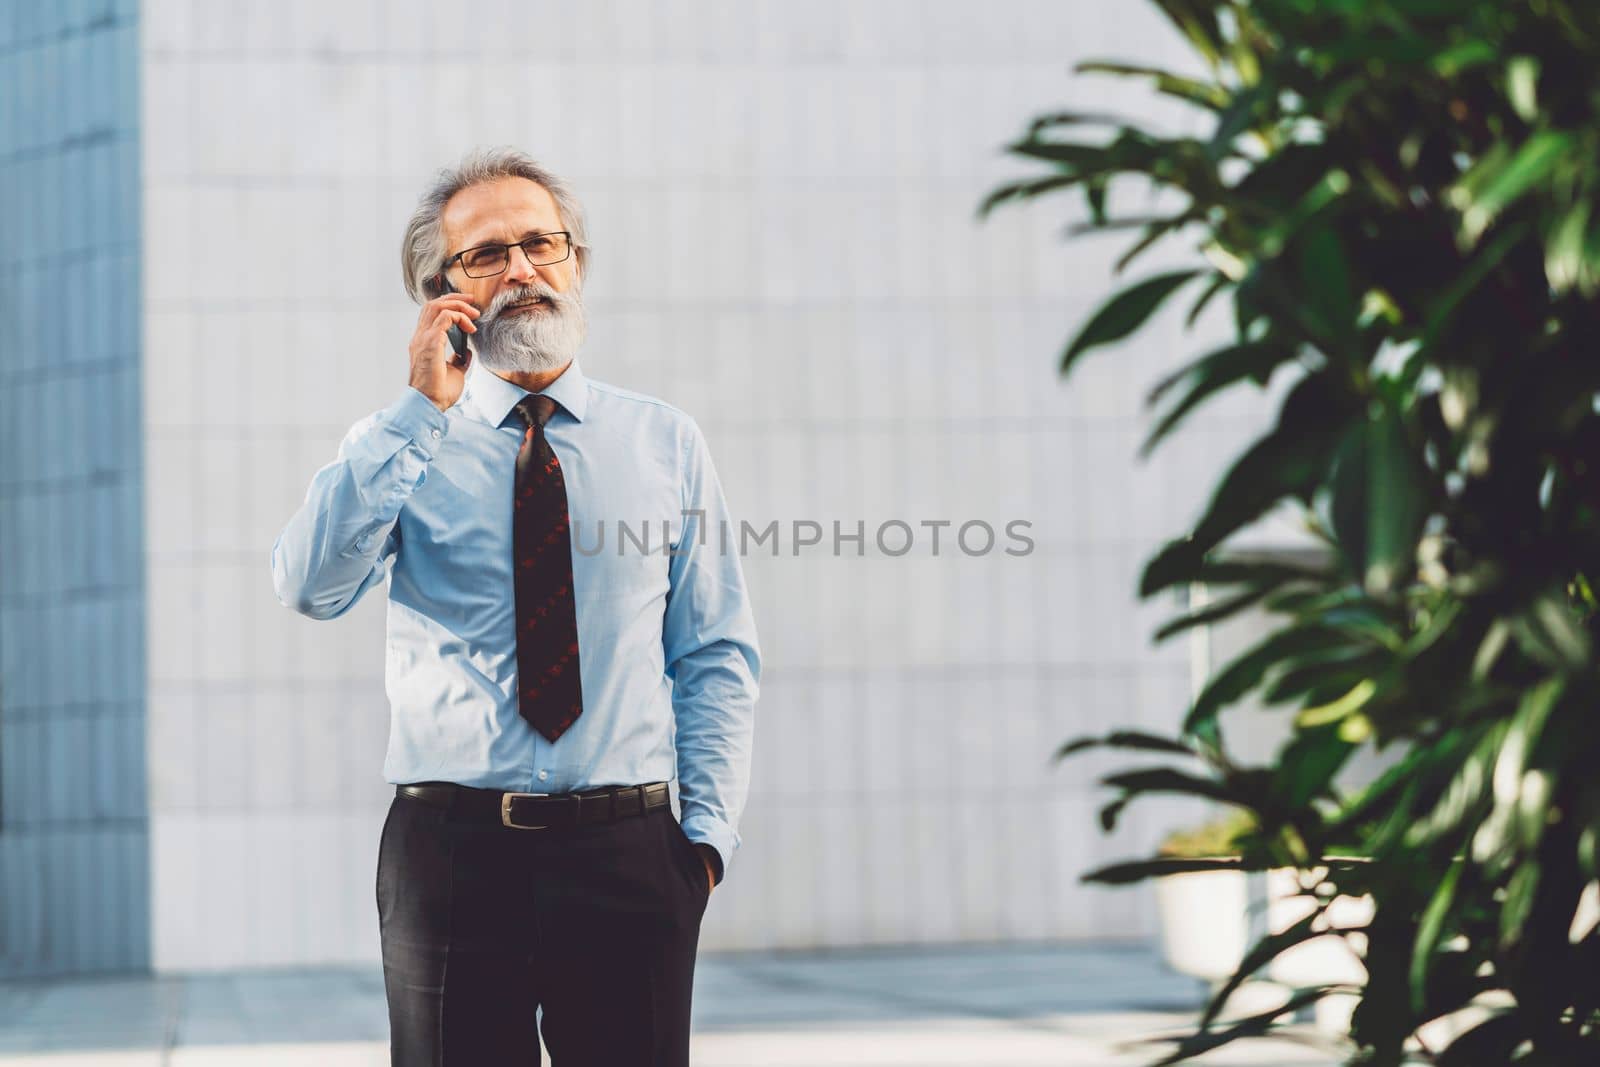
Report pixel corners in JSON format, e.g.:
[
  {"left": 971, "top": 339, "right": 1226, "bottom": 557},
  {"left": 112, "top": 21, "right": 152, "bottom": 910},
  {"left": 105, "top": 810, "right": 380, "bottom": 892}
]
[
  {"left": 680, "top": 812, "right": 738, "bottom": 887},
  {"left": 694, "top": 843, "right": 724, "bottom": 885},
  {"left": 382, "top": 386, "right": 451, "bottom": 449}
]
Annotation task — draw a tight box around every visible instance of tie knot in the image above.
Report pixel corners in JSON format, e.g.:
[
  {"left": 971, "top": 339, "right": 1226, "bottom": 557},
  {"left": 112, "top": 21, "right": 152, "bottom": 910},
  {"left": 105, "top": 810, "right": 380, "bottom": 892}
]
[{"left": 515, "top": 393, "right": 557, "bottom": 430}]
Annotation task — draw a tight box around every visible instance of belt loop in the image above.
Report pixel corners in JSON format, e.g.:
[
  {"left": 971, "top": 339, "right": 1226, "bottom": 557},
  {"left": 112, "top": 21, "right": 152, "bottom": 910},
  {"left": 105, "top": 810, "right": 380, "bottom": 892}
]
[{"left": 615, "top": 784, "right": 640, "bottom": 818}]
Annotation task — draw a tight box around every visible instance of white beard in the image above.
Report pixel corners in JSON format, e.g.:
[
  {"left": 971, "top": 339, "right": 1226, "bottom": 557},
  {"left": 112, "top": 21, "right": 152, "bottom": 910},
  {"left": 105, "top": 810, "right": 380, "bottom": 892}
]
[{"left": 473, "top": 282, "right": 588, "bottom": 375}]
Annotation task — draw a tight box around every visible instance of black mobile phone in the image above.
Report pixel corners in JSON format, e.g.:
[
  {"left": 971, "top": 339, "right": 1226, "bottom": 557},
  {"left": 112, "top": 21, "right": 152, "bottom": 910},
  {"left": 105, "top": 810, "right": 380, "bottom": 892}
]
[{"left": 434, "top": 274, "right": 472, "bottom": 368}]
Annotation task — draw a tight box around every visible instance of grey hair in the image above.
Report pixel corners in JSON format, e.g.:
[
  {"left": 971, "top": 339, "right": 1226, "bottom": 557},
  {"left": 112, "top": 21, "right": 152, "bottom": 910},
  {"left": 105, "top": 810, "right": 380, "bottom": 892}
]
[{"left": 400, "top": 146, "right": 591, "bottom": 304}]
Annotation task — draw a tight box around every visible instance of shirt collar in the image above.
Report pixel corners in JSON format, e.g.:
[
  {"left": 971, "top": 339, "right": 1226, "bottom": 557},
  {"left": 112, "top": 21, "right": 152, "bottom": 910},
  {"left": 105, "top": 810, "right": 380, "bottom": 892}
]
[{"left": 461, "top": 354, "right": 590, "bottom": 428}]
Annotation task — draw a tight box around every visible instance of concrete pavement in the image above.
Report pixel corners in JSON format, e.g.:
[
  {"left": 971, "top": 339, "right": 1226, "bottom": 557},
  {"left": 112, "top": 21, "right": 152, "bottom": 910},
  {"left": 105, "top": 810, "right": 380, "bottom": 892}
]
[{"left": 0, "top": 942, "right": 1344, "bottom": 1066}]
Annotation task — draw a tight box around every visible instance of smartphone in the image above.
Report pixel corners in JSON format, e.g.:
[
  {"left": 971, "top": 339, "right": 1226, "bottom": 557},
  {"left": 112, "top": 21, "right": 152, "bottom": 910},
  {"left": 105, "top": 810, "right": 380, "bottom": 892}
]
[{"left": 434, "top": 274, "right": 473, "bottom": 368}]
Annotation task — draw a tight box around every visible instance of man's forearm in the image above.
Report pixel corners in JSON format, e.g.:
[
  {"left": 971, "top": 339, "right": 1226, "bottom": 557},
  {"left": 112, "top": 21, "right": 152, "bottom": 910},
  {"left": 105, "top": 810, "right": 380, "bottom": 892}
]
[{"left": 673, "top": 637, "right": 758, "bottom": 884}]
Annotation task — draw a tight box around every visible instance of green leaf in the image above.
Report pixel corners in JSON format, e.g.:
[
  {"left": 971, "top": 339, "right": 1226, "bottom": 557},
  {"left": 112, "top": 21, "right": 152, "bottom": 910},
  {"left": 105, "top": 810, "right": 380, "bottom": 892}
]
[
  {"left": 1470, "top": 620, "right": 1512, "bottom": 682},
  {"left": 1454, "top": 131, "right": 1574, "bottom": 244},
  {"left": 1142, "top": 375, "right": 1357, "bottom": 598},
  {"left": 1184, "top": 272, "right": 1231, "bottom": 328},
  {"left": 1085, "top": 175, "right": 1109, "bottom": 225},
  {"left": 1333, "top": 730, "right": 1473, "bottom": 835},
  {"left": 1188, "top": 556, "right": 1337, "bottom": 587},
  {"left": 1411, "top": 859, "right": 1465, "bottom": 1012},
  {"left": 1471, "top": 678, "right": 1563, "bottom": 870},
  {"left": 1053, "top": 731, "right": 1198, "bottom": 762},
  {"left": 1148, "top": 0, "right": 1226, "bottom": 70},
  {"left": 1000, "top": 126, "right": 1230, "bottom": 200},
  {"left": 1581, "top": 211, "right": 1600, "bottom": 297},
  {"left": 1296, "top": 678, "right": 1377, "bottom": 728},
  {"left": 1208, "top": 84, "right": 1269, "bottom": 160},
  {"left": 1113, "top": 214, "right": 1201, "bottom": 275},
  {"left": 1274, "top": 724, "right": 1358, "bottom": 807},
  {"left": 1328, "top": 406, "right": 1432, "bottom": 596},
  {"left": 975, "top": 173, "right": 1081, "bottom": 219},
  {"left": 1259, "top": 648, "right": 1389, "bottom": 708},
  {"left": 1545, "top": 201, "right": 1592, "bottom": 295},
  {"left": 1295, "top": 220, "right": 1358, "bottom": 355},
  {"left": 1183, "top": 624, "right": 1353, "bottom": 736},
  {"left": 1141, "top": 341, "right": 1297, "bottom": 458},
  {"left": 1256, "top": 168, "right": 1351, "bottom": 262},
  {"left": 1005, "top": 138, "right": 1112, "bottom": 169},
  {"left": 1025, "top": 110, "right": 1132, "bottom": 134},
  {"left": 1528, "top": 590, "right": 1591, "bottom": 667},
  {"left": 1081, "top": 855, "right": 1246, "bottom": 885},
  {"left": 1405, "top": 722, "right": 1504, "bottom": 849},
  {"left": 1099, "top": 767, "right": 1239, "bottom": 806},
  {"left": 1499, "top": 860, "right": 1541, "bottom": 952},
  {"left": 1200, "top": 912, "right": 1326, "bottom": 1031},
  {"left": 1060, "top": 270, "right": 1202, "bottom": 376},
  {"left": 1398, "top": 595, "right": 1464, "bottom": 660},
  {"left": 1149, "top": 986, "right": 1342, "bottom": 1065},
  {"left": 1074, "top": 61, "right": 1230, "bottom": 111},
  {"left": 1098, "top": 795, "right": 1131, "bottom": 833},
  {"left": 1493, "top": 677, "right": 1563, "bottom": 811},
  {"left": 1506, "top": 56, "right": 1539, "bottom": 122},
  {"left": 1420, "top": 221, "right": 1529, "bottom": 353},
  {"left": 1152, "top": 582, "right": 1279, "bottom": 642},
  {"left": 1429, "top": 38, "right": 1497, "bottom": 77}
]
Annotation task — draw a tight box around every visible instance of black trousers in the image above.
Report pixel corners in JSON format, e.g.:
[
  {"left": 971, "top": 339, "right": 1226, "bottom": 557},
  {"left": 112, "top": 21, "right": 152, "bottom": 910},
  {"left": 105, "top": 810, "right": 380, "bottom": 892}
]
[{"left": 376, "top": 787, "right": 711, "bottom": 1065}]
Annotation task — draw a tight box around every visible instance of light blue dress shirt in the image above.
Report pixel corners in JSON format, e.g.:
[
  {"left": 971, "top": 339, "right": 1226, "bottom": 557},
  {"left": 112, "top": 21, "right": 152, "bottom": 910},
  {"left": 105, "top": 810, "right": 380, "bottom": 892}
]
[{"left": 270, "top": 355, "right": 761, "bottom": 881}]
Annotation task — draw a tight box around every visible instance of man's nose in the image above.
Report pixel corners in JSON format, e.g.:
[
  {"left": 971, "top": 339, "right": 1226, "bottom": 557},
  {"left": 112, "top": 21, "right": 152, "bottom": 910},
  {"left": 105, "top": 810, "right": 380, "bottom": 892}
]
[{"left": 503, "top": 244, "right": 539, "bottom": 286}]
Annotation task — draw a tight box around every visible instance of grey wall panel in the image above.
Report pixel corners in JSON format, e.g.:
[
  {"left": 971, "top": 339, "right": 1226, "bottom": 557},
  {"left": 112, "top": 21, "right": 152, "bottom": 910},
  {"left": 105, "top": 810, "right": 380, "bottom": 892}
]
[{"left": 0, "top": 0, "right": 148, "bottom": 978}]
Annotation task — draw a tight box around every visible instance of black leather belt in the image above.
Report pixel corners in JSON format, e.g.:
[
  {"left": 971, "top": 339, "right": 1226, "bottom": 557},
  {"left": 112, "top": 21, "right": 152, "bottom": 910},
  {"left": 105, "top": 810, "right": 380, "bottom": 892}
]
[{"left": 396, "top": 780, "right": 671, "bottom": 830}]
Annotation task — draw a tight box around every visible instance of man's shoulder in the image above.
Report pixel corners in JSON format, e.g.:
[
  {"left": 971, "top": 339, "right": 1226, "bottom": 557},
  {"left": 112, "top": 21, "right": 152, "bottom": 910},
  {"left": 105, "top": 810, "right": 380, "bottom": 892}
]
[{"left": 586, "top": 378, "right": 698, "bottom": 427}]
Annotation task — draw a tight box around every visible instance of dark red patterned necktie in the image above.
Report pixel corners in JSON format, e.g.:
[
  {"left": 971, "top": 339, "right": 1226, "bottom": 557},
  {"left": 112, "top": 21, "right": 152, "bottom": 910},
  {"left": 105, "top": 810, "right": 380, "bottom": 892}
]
[{"left": 511, "top": 393, "right": 584, "bottom": 742}]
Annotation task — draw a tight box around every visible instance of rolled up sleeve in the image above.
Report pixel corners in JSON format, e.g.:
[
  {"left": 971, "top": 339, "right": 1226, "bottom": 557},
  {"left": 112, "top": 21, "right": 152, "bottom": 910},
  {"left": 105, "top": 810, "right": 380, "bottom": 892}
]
[{"left": 270, "top": 386, "right": 448, "bottom": 620}]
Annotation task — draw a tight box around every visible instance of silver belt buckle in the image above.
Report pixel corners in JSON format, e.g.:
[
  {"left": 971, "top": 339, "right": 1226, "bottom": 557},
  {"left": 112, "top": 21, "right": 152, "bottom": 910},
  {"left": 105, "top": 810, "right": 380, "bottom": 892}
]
[{"left": 501, "top": 791, "right": 552, "bottom": 829}]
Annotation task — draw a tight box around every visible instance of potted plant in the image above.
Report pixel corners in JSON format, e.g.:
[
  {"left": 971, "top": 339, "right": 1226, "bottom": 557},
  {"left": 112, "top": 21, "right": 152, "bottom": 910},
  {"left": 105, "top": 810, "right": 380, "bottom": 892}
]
[
  {"left": 1156, "top": 808, "right": 1375, "bottom": 1032},
  {"left": 1153, "top": 808, "right": 1255, "bottom": 986},
  {"left": 989, "top": 1, "right": 1600, "bottom": 1062}
]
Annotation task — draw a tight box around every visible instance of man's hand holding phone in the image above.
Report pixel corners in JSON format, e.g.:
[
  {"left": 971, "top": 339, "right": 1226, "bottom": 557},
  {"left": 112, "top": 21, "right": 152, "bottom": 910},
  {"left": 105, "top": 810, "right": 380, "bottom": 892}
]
[{"left": 408, "top": 276, "right": 481, "bottom": 413}]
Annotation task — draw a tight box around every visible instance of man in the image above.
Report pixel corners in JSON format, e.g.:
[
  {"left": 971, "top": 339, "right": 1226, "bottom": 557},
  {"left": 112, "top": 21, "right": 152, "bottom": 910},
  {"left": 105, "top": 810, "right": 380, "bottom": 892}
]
[{"left": 270, "top": 146, "right": 761, "bottom": 1065}]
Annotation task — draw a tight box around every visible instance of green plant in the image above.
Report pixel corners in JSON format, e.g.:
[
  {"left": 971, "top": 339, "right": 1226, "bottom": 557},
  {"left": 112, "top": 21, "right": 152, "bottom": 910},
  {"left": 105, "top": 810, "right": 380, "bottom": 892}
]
[
  {"left": 982, "top": 1, "right": 1600, "bottom": 1063},
  {"left": 1160, "top": 807, "right": 1259, "bottom": 859}
]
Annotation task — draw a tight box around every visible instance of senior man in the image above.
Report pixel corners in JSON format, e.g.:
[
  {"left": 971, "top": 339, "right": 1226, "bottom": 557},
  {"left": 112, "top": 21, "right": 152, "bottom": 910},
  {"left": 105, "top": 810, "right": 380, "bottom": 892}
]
[{"left": 270, "top": 146, "right": 761, "bottom": 1065}]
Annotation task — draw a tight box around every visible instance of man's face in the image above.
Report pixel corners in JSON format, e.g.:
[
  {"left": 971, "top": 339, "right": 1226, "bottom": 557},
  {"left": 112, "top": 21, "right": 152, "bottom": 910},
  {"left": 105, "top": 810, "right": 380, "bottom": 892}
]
[{"left": 438, "top": 176, "right": 587, "bottom": 376}]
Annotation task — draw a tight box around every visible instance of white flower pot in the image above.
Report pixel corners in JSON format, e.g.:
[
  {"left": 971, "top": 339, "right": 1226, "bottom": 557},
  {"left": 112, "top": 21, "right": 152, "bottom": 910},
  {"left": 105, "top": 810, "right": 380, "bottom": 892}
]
[{"left": 1155, "top": 867, "right": 1251, "bottom": 983}]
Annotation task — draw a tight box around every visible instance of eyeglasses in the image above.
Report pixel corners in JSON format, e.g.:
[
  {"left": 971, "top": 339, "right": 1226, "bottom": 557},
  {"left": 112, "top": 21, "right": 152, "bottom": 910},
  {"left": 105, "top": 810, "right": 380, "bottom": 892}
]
[{"left": 444, "top": 231, "right": 573, "bottom": 278}]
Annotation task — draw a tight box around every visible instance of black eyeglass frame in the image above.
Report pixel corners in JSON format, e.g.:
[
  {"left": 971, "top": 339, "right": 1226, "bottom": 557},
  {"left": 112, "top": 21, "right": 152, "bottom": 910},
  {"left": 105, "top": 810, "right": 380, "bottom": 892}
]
[{"left": 441, "top": 230, "right": 575, "bottom": 279}]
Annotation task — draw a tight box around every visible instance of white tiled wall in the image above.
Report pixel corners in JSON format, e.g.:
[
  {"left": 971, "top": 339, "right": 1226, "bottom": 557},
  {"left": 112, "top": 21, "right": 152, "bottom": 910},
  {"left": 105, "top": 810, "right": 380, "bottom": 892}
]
[{"left": 141, "top": 0, "right": 1281, "bottom": 970}]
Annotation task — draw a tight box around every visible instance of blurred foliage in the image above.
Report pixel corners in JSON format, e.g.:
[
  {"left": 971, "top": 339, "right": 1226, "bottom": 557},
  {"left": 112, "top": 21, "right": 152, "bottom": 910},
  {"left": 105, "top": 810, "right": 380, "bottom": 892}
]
[{"left": 983, "top": 0, "right": 1600, "bottom": 1063}]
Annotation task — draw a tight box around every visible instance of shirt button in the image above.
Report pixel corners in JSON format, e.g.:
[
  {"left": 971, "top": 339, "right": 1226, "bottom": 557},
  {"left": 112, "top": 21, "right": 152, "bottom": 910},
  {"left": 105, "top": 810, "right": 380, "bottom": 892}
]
[
  {"left": 537, "top": 770, "right": 549, "bottom": 781},
  {"left": 430, "top": 428, "right": 441, "bottom": 439}
]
